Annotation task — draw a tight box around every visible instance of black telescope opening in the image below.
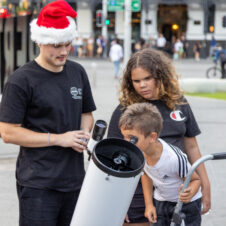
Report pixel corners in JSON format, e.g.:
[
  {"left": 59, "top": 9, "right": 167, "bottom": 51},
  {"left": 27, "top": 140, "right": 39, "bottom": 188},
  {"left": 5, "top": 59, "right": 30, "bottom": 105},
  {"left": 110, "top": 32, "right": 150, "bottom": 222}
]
[{"left": 92, "top": 138, "right": 145, "bottom": 178}]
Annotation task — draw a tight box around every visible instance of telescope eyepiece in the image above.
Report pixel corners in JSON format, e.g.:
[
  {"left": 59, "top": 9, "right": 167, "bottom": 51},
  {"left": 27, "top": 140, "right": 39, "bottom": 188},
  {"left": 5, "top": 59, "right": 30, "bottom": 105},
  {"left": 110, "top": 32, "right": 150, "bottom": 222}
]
[
  {"left": 130, "top": 136, "right": 138, "bottom": 144},
  {"left": 92, "top": 120, "right": 107, "bottom": 141}
]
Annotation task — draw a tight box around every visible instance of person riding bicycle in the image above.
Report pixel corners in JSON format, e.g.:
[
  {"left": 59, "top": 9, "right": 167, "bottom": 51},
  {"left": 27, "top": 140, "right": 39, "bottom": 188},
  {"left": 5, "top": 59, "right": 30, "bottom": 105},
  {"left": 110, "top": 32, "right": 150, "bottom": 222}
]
[{"left": 213, "top": 45, "right": 226, "bottom": 79}]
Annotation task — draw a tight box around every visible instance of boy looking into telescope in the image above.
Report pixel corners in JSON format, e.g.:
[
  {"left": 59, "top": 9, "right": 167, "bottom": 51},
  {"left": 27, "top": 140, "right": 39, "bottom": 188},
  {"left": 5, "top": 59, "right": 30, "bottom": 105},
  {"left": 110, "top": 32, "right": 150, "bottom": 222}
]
[{"left": 119, "top": 102, "right": 202, "bottom": 225}]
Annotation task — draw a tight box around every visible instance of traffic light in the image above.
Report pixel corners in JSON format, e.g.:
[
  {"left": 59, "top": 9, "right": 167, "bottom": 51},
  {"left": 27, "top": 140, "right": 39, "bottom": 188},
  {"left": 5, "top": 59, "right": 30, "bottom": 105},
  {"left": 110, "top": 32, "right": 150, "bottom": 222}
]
[
  {"left": 209, "top": 25, "right": 214, "bottom": 33},
  {"left": 105, "top": 18, "right": 110, "bottom": 26},
  {"left": 96, "top": 10, "right": 103, "bottom": 27},
  {"left": 222, "top": 16, "right": 226, "bottom": 27}
]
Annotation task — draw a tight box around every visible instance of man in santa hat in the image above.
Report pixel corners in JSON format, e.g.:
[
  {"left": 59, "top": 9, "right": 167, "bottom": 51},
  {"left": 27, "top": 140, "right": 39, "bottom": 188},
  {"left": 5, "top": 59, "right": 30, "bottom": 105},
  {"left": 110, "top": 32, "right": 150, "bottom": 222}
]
[{"left": 0, "top": 1, "right": 96, "bottom": 225}]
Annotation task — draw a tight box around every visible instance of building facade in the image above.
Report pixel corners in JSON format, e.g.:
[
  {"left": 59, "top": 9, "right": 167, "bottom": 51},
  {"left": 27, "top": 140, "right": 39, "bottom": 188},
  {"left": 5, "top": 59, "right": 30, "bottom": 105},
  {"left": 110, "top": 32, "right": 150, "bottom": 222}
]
[{"left": 1, "top": 0, "right": 226, "bottom": 92}]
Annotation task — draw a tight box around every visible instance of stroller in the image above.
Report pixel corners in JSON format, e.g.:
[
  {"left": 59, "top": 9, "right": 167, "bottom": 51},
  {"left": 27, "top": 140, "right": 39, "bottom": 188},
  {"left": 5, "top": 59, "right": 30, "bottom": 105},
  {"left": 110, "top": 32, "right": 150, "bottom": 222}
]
[{"left": 170, "top": 152, "right": 226, "bottom": 226}]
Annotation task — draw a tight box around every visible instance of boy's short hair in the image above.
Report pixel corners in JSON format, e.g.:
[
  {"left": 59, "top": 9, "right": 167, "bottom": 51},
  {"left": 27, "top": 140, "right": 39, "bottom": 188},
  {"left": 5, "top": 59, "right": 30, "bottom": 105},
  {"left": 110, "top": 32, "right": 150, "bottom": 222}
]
[{"left": 119, "top": 103, "right": 163, "bottom": 137}]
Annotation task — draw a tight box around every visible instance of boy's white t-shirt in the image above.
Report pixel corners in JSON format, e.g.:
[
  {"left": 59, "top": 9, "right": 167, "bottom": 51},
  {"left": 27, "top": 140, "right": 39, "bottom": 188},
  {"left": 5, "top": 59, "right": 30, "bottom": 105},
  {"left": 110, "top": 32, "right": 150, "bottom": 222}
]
[{"left": 144, "top": 138, "right": 202, "bottom": 203}]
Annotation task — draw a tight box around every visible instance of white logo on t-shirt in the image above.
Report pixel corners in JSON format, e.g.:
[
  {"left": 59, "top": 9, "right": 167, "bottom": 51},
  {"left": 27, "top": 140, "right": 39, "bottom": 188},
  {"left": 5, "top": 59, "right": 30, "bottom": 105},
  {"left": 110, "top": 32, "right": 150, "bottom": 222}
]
[
  {"left": 70, "top": 87, "right": 82, "bottom": 99},
  {"left": 170, "top": 110, "right": 186, "bottom": 121}
]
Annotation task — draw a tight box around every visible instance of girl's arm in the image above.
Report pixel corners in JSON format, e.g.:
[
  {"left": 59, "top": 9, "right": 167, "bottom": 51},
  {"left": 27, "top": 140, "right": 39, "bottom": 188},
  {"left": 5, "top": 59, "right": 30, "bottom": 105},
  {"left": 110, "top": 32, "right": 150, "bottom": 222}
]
[{"left": 184, "top": 136, "right": 211, "bottom": 213}]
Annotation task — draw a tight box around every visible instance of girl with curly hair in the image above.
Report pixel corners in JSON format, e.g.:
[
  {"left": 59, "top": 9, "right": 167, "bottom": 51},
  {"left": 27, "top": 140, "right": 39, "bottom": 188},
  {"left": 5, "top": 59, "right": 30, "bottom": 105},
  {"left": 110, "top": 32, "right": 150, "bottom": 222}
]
[{"left": 108, "top": 48, "right": 210, "bottom": 226}]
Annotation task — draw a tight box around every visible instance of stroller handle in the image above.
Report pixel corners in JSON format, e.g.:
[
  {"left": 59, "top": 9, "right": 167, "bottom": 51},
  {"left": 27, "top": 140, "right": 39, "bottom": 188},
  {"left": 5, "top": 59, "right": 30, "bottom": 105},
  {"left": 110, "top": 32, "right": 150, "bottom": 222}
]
[
  {"left": 212, "top": 152, "right": 226, "bottom": 160},
  {"left": 171, "top": 152, "right": 226, "bottom": 226}
]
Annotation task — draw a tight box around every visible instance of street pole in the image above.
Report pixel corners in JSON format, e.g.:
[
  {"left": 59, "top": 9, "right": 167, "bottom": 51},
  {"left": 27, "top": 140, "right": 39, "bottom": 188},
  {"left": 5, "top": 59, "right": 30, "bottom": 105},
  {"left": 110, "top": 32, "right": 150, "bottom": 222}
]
[
  {"left": 102, "top": 0, "right": 108, "bottom": 58},
  {"left": 124, "top": 0, "right": 132, "bottom": 66},
  {"left": 203, "top": 0, "right": 209, "bottom": 58}
]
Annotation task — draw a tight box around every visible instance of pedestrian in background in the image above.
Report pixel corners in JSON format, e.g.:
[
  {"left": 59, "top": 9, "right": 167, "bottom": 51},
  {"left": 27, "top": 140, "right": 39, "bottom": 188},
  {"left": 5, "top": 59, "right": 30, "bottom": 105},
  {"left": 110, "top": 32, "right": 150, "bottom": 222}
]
[
  {"left": 156, "top": 33, "right": 166, "bottom": 51},
  {"left": 108, "top": 48, "right": 211, "bottom": 226},
  {"left": 193, "top": 41, "right": 202, "bottom": 61},
  {"left": 87, "top": 35, "right": 94, "bottom": 58},
  {"left": 181, "top": 34, "right": 189, "bottom": 58},
  {"left": 173, "top": 38, "right": 183, "bottom": 60},
  {"left": 214, "top": 45, "right": 226, "bottom": 79},
  {"left": 0, "top": 1, "right": 96, "bottom": 225},
  {"left": 109, "top": 38, "right": 123, "bottom": 79},
  {"left": 134, "top": 38, "right": 146, "bottom": 53},
  {"left": 147, "top": 36, "right": 156, "bottom": 49},
  {"left": 209, "top": 35, "right": 216, "bottom": 58},
  {"left": 96, "top": 35, "right": 106, "bottom": 57},
  {"left": 72, "top": 36, "right": 80, "bottom": 57},
  {"left": 76, "top": 36, "right": 84, "bottom": 58}
]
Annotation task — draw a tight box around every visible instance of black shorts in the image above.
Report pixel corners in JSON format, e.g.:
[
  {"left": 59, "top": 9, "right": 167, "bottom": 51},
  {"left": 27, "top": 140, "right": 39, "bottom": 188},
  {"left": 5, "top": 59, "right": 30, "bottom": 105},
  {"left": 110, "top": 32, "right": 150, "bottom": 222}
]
[
  {"left": 127, "top": 181, "right": 201, "bottom": 225},
  {"left": 127, "top": 182, "right": 148, "bottom": 223},
  {"left": 153, "top": 198, "right": 202, "bottom": 226},
  {"left": 127, "top": 206, "right": 149, "bottom": 223},
  {"left": 17, "top": 184, "right": 80, "bottom": 226}
]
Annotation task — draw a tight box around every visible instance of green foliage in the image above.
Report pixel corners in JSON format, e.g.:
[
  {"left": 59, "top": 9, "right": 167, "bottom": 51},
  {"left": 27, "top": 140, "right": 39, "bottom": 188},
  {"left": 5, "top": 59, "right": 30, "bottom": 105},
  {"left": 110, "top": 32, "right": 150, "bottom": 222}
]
[
  {"left": 185, "top": 92, "right": 226, "bottom": 100},
  {"left": 1, "top": 0, "right": 7, "bottom": 6}
]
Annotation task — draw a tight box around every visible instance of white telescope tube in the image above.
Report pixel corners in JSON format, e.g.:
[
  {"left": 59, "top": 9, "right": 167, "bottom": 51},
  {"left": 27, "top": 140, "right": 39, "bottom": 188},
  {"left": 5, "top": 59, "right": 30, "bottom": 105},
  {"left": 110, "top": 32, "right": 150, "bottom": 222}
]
[{"left": 70, "top": 138, "right": 145, "bottom": 226}]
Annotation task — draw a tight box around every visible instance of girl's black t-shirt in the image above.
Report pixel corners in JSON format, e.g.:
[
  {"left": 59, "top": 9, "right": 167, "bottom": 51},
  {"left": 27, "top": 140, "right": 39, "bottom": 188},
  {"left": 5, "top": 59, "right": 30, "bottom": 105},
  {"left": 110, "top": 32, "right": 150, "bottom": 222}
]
[
  {"left": 108, "top": 99, "right": 200, "bottom": 152},
  {"left": 0, "top": 60, "right": 96, "bottom": 192}
]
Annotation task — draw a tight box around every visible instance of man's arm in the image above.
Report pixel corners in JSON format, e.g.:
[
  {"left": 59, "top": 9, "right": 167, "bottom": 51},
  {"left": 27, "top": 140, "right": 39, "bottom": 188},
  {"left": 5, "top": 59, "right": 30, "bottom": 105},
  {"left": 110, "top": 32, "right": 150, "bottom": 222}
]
[
  {"left": 184, "top": 136, "right": 211, "bottom": 214},
  {"left": 0, "top": 121, "right": 89, "bottom": 152},
  {"left": 80, "top": 112, "right": 94, "bottom": 133}
]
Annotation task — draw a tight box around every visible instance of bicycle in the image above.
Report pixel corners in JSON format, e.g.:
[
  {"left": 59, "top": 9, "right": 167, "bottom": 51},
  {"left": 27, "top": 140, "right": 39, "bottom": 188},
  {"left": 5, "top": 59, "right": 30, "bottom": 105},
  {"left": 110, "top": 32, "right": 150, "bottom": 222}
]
[{"left": 206, "top": 61, "right": 222, "bottom": 79}]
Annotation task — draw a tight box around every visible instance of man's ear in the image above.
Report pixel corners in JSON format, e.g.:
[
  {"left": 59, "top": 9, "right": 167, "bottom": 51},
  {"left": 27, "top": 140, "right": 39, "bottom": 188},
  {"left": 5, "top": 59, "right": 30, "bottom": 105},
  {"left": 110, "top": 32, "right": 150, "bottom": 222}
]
[{"left": 149, "top": 132, "right": 158, "bottom": 143}]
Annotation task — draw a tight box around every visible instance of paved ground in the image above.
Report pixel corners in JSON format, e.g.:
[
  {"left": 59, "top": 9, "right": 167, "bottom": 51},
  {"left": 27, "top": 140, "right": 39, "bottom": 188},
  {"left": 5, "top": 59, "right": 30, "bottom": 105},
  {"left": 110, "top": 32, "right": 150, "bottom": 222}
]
[{"left": 0, "top": 58, "right": 226, "bottom": 225}]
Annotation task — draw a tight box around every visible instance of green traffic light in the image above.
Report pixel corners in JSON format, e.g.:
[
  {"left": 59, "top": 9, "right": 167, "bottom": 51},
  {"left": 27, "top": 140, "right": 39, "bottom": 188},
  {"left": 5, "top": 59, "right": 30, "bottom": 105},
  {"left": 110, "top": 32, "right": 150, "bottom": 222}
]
[{"left": 105, "top": 19, "right": 110, "bottom": 25}]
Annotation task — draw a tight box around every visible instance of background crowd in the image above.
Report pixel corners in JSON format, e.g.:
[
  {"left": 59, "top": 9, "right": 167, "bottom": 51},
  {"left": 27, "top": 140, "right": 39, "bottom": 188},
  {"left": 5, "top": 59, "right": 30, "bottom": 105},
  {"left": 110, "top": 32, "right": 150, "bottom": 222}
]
[{"left": 69, "top": 33, "right": 221, "bottom": 62}]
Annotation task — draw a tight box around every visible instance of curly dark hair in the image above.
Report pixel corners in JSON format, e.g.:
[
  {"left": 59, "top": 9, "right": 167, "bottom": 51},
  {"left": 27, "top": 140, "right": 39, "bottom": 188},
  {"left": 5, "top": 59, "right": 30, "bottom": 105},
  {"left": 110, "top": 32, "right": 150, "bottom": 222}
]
[{"left": 119, "top": 48, "right": 184, "bottom": 110}]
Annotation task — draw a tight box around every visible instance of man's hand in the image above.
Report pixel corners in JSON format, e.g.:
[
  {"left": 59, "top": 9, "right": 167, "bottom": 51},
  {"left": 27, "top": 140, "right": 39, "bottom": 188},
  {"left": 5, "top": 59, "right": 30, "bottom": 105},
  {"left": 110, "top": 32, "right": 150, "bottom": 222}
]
[{"left": 55, "top": 130, "right": 90, "bottom": 152}]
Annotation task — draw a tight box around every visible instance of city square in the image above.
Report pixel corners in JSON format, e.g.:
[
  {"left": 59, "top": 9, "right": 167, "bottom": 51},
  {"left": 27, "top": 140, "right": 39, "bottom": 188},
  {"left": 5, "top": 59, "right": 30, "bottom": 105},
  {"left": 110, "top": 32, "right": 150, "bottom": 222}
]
[{"left": 1, "top": 0, "right": 226, "bottom": 225}]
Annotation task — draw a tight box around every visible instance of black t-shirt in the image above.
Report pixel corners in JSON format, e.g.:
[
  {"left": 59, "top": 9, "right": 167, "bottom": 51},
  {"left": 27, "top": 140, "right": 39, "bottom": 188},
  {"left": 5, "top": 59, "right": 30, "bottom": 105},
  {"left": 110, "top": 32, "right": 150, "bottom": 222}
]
[
  {"left": 107, "top": 99, "right": 201, "bottom": 207},
  {"left": 0, "top": 60, "right": 96, "bottom": 192},
  {"left": 108, "top": 99, "right": 200, "bottom": 151}
]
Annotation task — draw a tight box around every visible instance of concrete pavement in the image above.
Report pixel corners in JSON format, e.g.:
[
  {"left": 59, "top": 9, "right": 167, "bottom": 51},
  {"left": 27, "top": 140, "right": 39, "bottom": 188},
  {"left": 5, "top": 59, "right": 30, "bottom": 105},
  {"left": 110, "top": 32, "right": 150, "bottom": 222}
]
[{"left": 0, "top": 58, "right": 226, "bottom": 225}]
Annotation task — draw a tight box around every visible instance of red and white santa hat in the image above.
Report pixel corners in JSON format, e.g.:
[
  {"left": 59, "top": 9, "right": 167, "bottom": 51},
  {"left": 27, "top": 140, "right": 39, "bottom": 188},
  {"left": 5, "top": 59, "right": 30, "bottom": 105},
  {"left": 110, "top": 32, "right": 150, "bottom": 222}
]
[{"left": 30, "top": 0, "right": 77, "bottom": 44}]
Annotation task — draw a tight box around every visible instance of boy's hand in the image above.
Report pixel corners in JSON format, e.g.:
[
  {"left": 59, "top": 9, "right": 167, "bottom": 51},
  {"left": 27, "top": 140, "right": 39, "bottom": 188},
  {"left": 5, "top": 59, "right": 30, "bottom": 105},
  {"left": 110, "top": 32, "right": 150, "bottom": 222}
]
[
  {"left": 179, "top": 184, "right": 194, "bottom": 203},
  {"left": 144, "top": 205, "right": 157, "bottom": 223}
]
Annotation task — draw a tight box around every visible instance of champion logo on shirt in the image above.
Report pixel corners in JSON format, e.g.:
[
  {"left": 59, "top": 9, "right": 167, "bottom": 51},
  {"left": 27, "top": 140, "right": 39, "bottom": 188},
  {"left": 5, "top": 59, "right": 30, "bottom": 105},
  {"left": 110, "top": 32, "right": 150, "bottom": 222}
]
[
  {"left": 170, "top": 110, "right": 186, "bottom": 121},
  {"left": 70, "top": 87, "right": 82, "bottom": 99}
]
